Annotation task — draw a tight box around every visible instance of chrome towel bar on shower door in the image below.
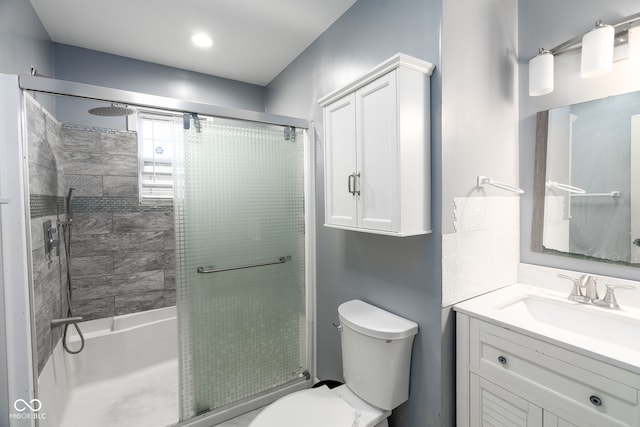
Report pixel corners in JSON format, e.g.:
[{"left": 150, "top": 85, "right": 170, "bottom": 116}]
[{"left": 197, "top": 256, "right": 290, "bottom": 274}]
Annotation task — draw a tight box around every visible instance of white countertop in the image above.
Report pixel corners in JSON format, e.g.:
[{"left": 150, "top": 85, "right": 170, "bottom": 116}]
[{"left": 454, "top": 283, "right": 640, "bottom": 375}]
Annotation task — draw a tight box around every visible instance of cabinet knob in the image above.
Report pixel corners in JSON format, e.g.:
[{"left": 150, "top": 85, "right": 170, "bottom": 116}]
[
  {"left": 498, "top": 356, "right": 507, "bottom": 365},
  {"left": 589, "top": 395, "right": 602, "bottom": 407}
]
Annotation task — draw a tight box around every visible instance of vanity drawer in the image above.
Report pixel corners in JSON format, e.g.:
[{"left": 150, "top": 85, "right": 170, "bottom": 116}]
[{"left": 469, "top": 318, "right": 640, "bottom": 427}]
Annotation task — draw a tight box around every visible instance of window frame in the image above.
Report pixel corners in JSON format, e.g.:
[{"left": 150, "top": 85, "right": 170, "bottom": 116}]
[{"left": 135, "top": 110, "right": 182, "bottom": 206}]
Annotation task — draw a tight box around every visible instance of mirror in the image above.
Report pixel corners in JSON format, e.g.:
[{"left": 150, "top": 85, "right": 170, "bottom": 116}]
[{"left": 533, "top": 90, "right": 640, "bottom": 265}]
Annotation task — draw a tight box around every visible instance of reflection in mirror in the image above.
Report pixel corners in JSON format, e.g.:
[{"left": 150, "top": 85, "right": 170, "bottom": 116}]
[{"left": 533, "top": 91, "right": 640, "bottom": 265}]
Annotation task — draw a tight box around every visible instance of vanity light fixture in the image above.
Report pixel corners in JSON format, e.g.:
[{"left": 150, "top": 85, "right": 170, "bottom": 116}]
[
  {"left": 528, "top": 11, "right": 640, "bottom": 97},
  {"left": 529, "top": 48, "right": 554, "bottom": 96},
  {"left": 581, "top": 21, "right": 615, "bottom": 78}
]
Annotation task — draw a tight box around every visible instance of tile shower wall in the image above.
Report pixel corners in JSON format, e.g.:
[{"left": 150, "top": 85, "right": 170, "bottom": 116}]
[
  {"left": 62, "top": 125, "right": 176, "bottom": 320},
  {"left": 26, "top": 95, "right": 68, "bottom": 374}
]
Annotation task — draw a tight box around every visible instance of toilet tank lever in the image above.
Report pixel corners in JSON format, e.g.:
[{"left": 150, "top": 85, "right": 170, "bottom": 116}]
[{"left": 332, "top": 322, "right": 343, "bottom": 332}]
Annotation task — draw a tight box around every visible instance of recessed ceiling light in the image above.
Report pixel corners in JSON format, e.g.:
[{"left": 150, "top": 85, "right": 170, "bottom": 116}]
[{"left": 191, "top": 33, "right": 214, "bottom": 48}]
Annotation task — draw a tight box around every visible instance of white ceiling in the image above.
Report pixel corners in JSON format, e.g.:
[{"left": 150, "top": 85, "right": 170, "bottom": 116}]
[{"left": 29, "top": 0, "right": 357, "bottom": 86}]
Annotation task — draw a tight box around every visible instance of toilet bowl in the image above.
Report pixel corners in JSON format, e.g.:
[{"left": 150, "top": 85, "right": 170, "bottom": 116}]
[{"left": 248, "top": 300, "right": 418, "bottom": 427}]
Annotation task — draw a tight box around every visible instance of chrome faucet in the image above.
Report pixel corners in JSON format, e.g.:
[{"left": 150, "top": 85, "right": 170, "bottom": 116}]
[
  {"left": 558, "top": 274, "right": 637, "bottom": 309},
  {"left": 558, "top": 274, "right": 591, "bottom": 302},
  {"left": 579, "top": 274, "right": 599, "bottom": 301}
]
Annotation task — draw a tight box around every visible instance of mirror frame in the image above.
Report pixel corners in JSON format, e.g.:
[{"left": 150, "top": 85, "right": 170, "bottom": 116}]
[{"left": 532, "top": 110, "right": 549, "bottom": 253}]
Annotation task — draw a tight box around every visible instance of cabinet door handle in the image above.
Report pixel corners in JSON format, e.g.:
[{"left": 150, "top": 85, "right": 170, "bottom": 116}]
[
  {"left": 498, "top": 356, "right": 507, "bottom": 365},
  {"left": 348, "top": 173, "right": 354, "bottom": 195},
  {"left": 348, "top": 173, "right": 357, "bottom": 195},
  {"left": 354, "top": 172, "right": 360, "bottom": 196},
  {"left": 589, "top": 395, "right": 602, "bottom": 407}
]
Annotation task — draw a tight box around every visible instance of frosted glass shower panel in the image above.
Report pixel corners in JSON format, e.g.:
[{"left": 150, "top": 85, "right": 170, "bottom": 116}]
[{"left": 174, "top": 118, "right": 306, "bottom": 418}]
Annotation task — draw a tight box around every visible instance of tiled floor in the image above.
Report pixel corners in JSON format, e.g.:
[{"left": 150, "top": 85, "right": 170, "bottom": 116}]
[{"left": 58, "top": 357, "right": 262, "bottom": 427}]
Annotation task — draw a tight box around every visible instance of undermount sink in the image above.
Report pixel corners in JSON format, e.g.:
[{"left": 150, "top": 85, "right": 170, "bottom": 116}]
[
  {"left": 454, "top": 283, "right": 640, "bottom": 372},
  {"left": 496, "top": 294, "right": 640, "bottom": 352}
]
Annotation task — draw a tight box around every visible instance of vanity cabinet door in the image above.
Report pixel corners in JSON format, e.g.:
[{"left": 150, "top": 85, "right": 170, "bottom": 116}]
[
  {"left": 543, "top": 411, "right": 578, "bottom": 427},
  {"left": 470, "top": 373, "right": 542, "bottom": 427},
  {"left": 457, "top": 312, "right": 640, "bottom": 427}
]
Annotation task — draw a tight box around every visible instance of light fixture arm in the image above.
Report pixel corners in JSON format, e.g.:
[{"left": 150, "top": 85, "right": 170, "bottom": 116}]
[
  {"left": 543, "top": 11, "right": 640, "bottom": 58},
  {"left": 528, "top": 11, "right": 640, "bottom": 97}
]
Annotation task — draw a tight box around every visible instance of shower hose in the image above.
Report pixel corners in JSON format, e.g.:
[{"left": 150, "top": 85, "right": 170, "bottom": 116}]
[{"left": 60, "top": 222, "right": 85, "bottom": 354}]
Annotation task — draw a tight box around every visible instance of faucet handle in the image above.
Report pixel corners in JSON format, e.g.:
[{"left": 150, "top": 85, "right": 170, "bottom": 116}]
[
  {"left": 593, "top": 284, "right": 637, "bottom": 310},
  {"left": 558, "top": 274, "right": 590, "bottom": 302}
]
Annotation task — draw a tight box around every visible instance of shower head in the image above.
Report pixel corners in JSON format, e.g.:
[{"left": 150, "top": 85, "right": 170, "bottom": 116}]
[{"left": 88, "top": 103, "right": 135, "bottom": 117}]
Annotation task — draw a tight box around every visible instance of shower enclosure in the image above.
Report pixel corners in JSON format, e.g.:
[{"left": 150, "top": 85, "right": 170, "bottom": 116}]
[{"left": 0, "top": 74, "right": 315, "bottom": 427}]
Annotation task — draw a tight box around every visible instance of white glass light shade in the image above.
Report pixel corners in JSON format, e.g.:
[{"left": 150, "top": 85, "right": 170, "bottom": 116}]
[
  {"left": 581, "top": 24, "right": 614, "bottom": 78},
  {"left": 529, "top": 50, "right": 554, "bottom": 96}
]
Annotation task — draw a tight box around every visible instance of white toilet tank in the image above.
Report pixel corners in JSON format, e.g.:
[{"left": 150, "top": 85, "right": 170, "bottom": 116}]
[{"left": 338, "top": 300, "right": 419, "bottom": 411}]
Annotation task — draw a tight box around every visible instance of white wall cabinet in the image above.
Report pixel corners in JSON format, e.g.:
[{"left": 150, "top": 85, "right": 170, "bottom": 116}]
[
  {"left": 319, "top": 53, "right": 434, "bottom": 236},
  {"left": 457, "top": 313, "right": 640, "bottom": 427}
]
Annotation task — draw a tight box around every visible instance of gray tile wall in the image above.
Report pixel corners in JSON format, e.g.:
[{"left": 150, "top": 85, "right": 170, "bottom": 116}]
[
  {"left": 61, "top": 126, "right": 176, "bottom": 321},
  {"left": 28, "top": 99, "right": 177, "bottom": 375},
  {"left": 26, "top": 96, "right": 68, "bottom": 374}
]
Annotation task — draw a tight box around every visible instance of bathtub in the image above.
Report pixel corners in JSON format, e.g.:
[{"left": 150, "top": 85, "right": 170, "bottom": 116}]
[{"left": 38, "top": 306, "right": 177, "bottom": 427}]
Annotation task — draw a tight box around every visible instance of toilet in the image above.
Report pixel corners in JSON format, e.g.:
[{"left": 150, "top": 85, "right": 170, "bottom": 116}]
[{"left": 249, "top": 299, "right": 419, "bottom": 427}]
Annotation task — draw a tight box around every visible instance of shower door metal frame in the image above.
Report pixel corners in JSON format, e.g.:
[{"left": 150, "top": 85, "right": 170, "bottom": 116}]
[
  {"left": 0, "top": 74, "right": 36, "bottom": 427},
  {"left": 15, "top": 74, "right": 317, "bottom": 427},
  {"left": 18, "top": 75, "right": 309, "bottom": 128}
]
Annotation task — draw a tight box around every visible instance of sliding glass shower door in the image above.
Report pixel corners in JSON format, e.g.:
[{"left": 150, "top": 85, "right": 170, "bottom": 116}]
[{"left": 173, "top": 117, "right": 307, "bottom": 419}]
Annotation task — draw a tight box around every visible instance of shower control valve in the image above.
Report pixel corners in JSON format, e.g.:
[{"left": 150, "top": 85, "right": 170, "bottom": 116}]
[{"left": 43, "top": 219, "right": 60, "bottom": 257}]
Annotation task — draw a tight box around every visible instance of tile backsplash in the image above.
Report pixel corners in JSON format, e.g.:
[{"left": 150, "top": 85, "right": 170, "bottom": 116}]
[{"left": 442, "top": 196, "right": 520, "bottom": 307}]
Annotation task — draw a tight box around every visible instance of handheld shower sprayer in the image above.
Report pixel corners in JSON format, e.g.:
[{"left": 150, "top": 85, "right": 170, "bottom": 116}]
[{"left": 65, "top": 188, "right": 75, "bottom": 224}]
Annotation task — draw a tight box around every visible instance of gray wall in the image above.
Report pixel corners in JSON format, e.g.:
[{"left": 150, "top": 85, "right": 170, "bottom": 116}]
[
  {"left": 519, "top": 0, "right": 640, "bottom": 281},
  {"left": 52, "top": 43, "right": 266, "bottom": 128},
  {"left": 441, "top": 0, "right": 519, "bottom": 233},
  {"left": 25, "top": 95, "right": 68, "bottom": 374},
  {"left": 0, "top": 0, "right": 53, "bottom": 112},
  {"left": 0, "top": 0, "right": 52, "bottom": 76},
  {"left": 266, "top": 0, "right": 445, "bottom": 425}
]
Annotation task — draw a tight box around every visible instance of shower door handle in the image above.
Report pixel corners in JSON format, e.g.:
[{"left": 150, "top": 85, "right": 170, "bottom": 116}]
[{"left": 197, "top": 256, "right": 289, "bottom": 274}]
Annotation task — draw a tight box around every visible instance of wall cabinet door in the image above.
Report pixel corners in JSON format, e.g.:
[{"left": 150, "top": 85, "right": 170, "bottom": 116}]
[
  {"left": 470, "top": 374, "right": 542, "bottom": 427},
  {"left": 324, "top": 93, "right": 357, "bottom": 227},
  {"left": 356, "top": 70, "right": 399, "bottom": 232}
]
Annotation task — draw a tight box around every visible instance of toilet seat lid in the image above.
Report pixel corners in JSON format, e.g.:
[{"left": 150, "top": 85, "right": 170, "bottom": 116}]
[{"left": 249, "top": 385, "right": 386, "bottom": 427}]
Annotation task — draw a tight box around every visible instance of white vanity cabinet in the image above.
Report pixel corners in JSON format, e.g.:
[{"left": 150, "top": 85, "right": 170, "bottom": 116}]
[
  {"left": 457, "top": 314, "right": 640, "bottom": 427},
  {"left": 318, "top": 53, "right": 434, "bottom": 236}
]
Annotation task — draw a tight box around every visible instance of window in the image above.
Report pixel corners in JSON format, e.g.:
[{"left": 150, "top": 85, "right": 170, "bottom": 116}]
[{"left": 137, "top": 112, "right": 180, "bottom": 204}]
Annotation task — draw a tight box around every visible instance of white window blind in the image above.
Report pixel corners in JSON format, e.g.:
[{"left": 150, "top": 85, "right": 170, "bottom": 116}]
[{"left": 137, "top": 112, "right": 180, "bottom": 203}]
